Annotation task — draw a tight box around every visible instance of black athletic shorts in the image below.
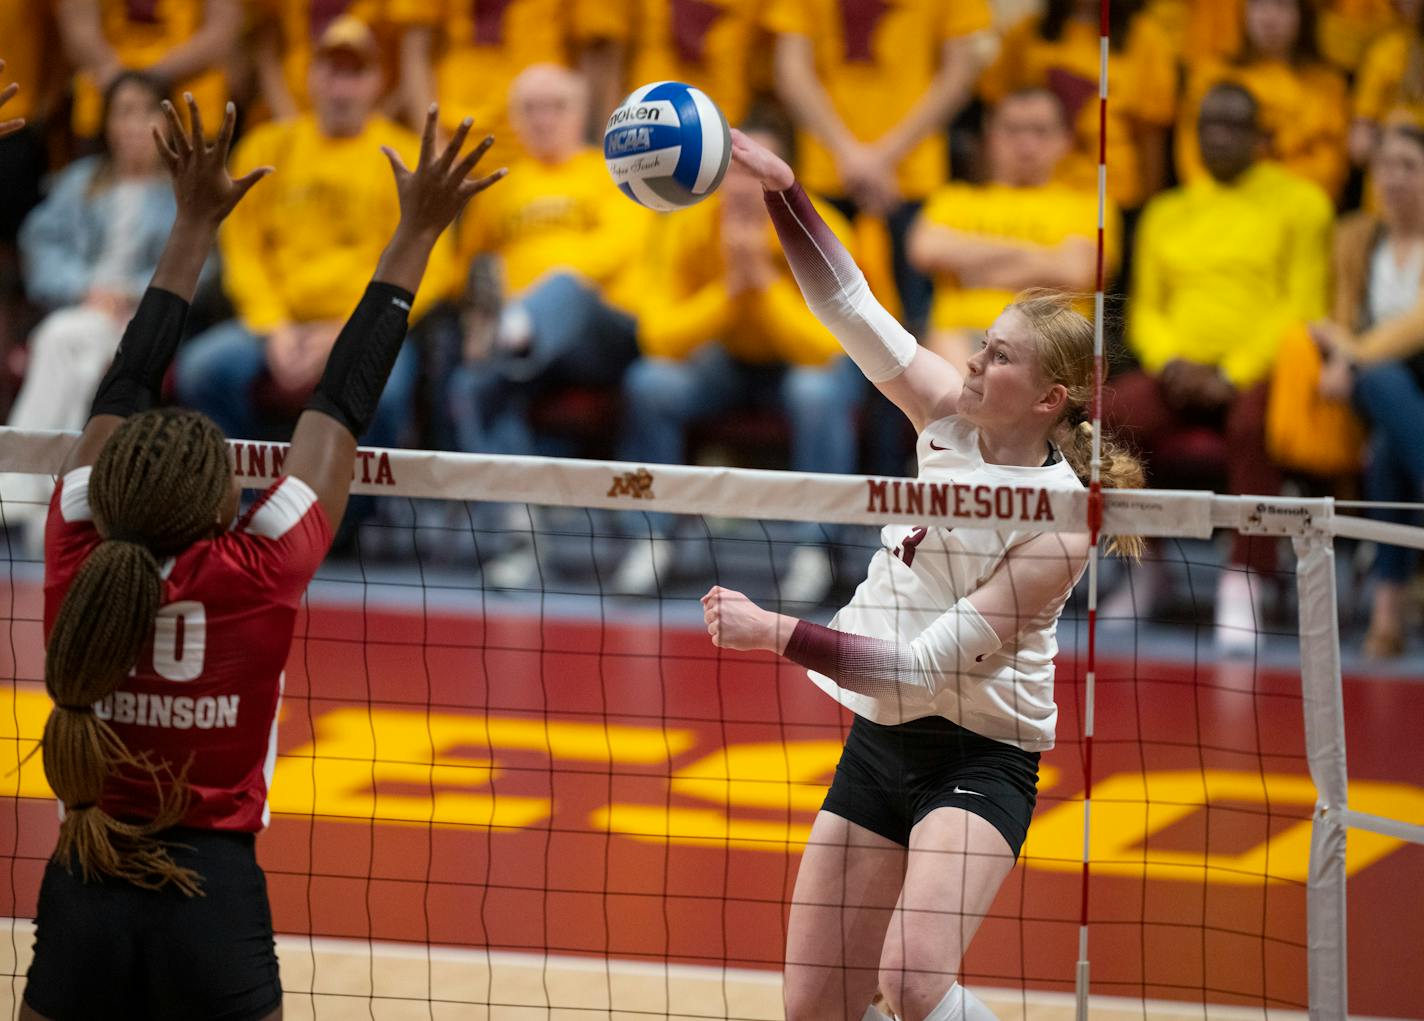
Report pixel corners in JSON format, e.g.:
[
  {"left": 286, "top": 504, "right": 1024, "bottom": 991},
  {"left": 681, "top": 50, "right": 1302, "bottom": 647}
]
[
  {"left": 821, "top": 713, "right": 1041, "bottom": 857},
  {"left": 24, "top": 827, "right": 281, "bottom": 1021}
]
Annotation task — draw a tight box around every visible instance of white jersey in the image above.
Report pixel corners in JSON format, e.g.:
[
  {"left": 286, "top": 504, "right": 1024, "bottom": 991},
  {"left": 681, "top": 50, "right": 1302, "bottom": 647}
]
[{"left": 809, "top": 416, "right": 1084, "bottom": 751}]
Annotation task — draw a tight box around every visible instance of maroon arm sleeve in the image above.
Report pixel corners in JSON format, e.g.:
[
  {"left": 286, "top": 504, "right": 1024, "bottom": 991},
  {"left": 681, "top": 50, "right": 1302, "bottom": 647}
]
[
  {"left": 762, "top": 184, "right": 861, "bottom": 307},
  {"left": 783, "top": 619, "right": 918, "bottom": 699}
]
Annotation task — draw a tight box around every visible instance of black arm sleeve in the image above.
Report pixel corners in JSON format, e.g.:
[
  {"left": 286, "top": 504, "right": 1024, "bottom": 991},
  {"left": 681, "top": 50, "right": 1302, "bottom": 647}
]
[
  {"left": 305, "top": 281, "right": 415, "bottom": 439},
  {"left": 88, "top": 286, "right": 190, "bottom": 420}
]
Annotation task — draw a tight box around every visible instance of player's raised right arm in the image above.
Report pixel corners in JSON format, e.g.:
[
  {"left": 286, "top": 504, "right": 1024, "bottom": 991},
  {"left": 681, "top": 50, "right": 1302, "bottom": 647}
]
[
  {"left": 730, "top": 128, "right": 963, "bottom": 432},
  {"left": 283, "top": 106, "right": 506, "bottom": 530}
]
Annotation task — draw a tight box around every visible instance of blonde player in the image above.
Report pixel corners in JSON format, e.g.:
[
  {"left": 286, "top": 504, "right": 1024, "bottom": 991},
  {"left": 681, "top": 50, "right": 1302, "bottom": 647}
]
[{"left": 702, "top": 131, "right": 1143, "bottom": 1021}]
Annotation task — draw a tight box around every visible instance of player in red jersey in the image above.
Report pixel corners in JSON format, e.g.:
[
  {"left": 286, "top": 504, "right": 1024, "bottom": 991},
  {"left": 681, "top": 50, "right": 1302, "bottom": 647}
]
[{"left": 21, "top": 95, "right": 504, "bottom": 1021}]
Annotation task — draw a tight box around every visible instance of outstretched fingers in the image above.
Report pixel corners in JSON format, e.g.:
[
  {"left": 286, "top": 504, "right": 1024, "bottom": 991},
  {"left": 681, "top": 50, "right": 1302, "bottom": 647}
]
[
  {"left": 183, "top": 92, "right": 206, "bottom": 150},
  {"left": 453, "top": 134, "right": 496, "bottom": 181},
  {"left": 229, "top": 165, "right": 274, "bottom": 204},
  {"left": 380, "top": 144, "right": 411, "bottom": 183},
  {"left": 151, "top": 124, "right": 180, "bottom": 171},
  {"left": 215, "top": 100, "right": 237, "bottom": 155},
  {"left": 458, "top": 166, "right": 507, "bottom": 199},
  {"left": 437, "top": 117, "right": 474, "bottom": 174},
  {"left": 417, "top": 103, "right": 438, "bottom": 170},
  {"left": 161, "top": 100, "right": 191, "bottom": 156}
]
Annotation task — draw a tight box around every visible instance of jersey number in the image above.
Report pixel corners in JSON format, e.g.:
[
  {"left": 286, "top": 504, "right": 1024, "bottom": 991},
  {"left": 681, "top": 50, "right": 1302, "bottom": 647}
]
[
  {"left": 153, "top": 601, "right": 206, "bottom": 682},
  {"left": 891, "top": 526, "right": 929, "bottom": 568}
]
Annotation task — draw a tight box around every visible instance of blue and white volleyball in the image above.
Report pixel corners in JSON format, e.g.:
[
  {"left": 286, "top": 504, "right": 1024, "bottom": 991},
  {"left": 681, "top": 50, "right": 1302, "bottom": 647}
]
[{"left": 604, "top": 81, "right": 731, "bottom": 211}]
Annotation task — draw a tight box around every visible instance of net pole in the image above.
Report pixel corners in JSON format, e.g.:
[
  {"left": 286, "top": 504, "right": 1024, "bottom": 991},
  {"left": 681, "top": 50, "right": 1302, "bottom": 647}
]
[
  {"left": 1293, "top": 531, "right": 1350, "bottom": 1018},
  {"left": 1076, "top": 0, "right": 1111, "bottom": 1015}
]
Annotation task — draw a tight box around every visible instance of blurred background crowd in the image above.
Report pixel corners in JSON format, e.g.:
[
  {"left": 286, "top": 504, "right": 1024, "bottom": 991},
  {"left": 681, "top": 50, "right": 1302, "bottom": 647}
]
[{"left": 0, "top": 0, "right": 1421, "bottom": 655}]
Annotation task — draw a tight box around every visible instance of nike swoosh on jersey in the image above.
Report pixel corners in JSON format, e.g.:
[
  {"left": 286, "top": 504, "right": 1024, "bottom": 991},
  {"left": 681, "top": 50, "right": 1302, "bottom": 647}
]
[
  {"left": 928, "top": 439, "right": 949, "bottom": 451},
  {"left": 951, "top": 786, "right": 984, "bottom": 797}
]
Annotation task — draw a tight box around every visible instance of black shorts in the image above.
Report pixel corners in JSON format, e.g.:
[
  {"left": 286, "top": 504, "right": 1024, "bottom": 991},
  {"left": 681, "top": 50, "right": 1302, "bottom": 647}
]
[
  {"left": 821, "top": 714, "right": 1041, "bottom": 857},
  {"left": 24, "top": 827, "right": 281, "bottom": 1021}
]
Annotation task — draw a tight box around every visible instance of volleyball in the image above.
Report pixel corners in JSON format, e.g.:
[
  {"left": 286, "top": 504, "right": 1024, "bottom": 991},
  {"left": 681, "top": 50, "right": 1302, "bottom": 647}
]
[{"left": 603, "top": 81, "right": 731, "bottom": 211}]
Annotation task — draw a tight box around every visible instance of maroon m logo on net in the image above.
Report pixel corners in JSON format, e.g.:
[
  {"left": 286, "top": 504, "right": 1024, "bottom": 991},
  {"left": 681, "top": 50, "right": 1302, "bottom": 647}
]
[{"left": 608, "top": 468, "right": 656, "bottom": 499}]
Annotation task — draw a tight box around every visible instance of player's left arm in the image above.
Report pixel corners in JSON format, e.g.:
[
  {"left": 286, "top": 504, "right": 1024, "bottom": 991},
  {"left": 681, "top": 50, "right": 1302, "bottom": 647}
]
[
  {"left": 873, "top": 33, "right": 994, "bottom": 168},
  {"left": 703, "top": 530, "right": 1087, "bottom": 696},
  {"left": 62, "top": 95, "right": 271, "bottom": 474}
]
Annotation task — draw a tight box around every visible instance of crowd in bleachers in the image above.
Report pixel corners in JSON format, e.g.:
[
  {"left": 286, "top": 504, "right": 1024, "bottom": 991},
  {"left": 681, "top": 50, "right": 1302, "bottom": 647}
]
[{"left": 0, "top": 0, "right": 1422, "bottom": 653}]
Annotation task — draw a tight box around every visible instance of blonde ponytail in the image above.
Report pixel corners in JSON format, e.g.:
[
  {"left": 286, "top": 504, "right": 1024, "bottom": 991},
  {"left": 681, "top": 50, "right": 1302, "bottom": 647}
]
[{"left": 1009, "top": 289, "right": 1147, "bottom": 558}]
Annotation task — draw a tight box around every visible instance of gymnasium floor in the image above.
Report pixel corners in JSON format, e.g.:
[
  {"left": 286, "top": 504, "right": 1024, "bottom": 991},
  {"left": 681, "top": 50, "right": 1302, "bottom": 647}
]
[{"left": 2, "top": 557, "right": 1422, "bottom": 1019}]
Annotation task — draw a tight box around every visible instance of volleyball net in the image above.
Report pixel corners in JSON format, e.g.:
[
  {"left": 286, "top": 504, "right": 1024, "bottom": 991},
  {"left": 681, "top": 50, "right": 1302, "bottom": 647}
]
[{"left": 2, "top": 427, "right": 1423, "bottom": 1020}]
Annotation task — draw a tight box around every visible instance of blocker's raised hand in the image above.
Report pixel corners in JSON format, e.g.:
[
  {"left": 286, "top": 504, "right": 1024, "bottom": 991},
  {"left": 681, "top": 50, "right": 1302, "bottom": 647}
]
[
  {"left": 382, "top": 105, "right": 507, "bottom": 240},
  {"left": 154, "top": 93, "right": 271, "bottom": 226}
]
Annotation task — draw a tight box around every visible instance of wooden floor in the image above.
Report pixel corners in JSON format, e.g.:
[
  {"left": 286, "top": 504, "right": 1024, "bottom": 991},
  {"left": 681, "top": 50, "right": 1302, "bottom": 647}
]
[{"left": 0, "top": 921, "right": 1325, "bottom": 1021}]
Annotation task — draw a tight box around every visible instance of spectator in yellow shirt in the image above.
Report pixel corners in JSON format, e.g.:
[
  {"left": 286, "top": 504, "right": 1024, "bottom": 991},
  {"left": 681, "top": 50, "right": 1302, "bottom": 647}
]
[
  {"left": 443, "top": 64, "right": 650, "bottom": 583},
  {"left": 908, "top": 88, "right": 1117, "bottom": 376},
  {"left": 176, "top": 16, "right": 443, "bottom": 449},
  {"left": 1175, "top": 0, "right": 1349, "bottom": 202},
  {"left": 574, "top": 0, "right": 768, "bottom": 133},
  {"left": 1352, "top": 1, "right": 1424, "bottom": 165},
  {"left": 56, "top": 0, "right": 241, "bottom": 138},
  {"left": 767, "top": 0, "right": 994, "bottom": 335},
  {"left": 1107, "top": 82, "right": 1332, "bottom": 651},
  {"left": 391, "top": 0, "right": 570, "bottom": 170},
  {"left": 610, "top": 122, "right": 864, "bottom": 600},
  {"left": 979, "top": 0, "right": 1176, "bottom": 214},
  {"left": 250, "top": 0, "right": 392, "bottom": 120}
]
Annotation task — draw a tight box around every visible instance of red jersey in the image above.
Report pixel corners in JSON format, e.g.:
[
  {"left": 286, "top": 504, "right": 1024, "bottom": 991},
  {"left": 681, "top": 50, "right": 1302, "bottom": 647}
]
[{"left": 44, "top": 468, "right": 332, "bottom": 832}]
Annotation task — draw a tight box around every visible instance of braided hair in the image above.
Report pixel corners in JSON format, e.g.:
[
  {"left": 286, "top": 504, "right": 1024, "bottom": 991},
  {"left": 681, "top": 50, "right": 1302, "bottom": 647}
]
[
  {"left": 42, "top": 408, "right": 232, "bottom": 895},
  {"left": 1009, "top": 289, "right": 1146, "bottom": 559}
]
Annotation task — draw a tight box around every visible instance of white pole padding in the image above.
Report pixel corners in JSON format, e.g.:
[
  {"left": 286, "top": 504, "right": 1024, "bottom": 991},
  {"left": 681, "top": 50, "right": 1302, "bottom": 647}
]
[
  {"left": 1333, "top": 808, "right": 1424, "bottom": 844},
  {"left": 1294, "top": 533, "right": 1349, "bottom": 1021},
  {"left": 1327, "top": 513, "right": 1424, "bottom": 550}
]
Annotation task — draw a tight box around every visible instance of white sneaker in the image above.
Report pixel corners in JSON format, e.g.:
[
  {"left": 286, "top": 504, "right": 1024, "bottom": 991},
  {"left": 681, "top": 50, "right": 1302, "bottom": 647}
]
[
  {"left": 780, "top": 546, "right": 834, "bottom": 607},
  {"left": 482, "top": 544, "right": 539, "bottom": 590},
  {"left": 611, "top": 539, "right": 676, "bottom": 595},
  {"left": 1214, "top": 570, "right": 1262, "bottom": 656}
]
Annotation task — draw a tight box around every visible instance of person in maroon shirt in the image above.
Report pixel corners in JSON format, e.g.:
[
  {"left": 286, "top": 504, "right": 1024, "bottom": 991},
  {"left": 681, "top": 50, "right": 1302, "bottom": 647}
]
[{"left": 22, "top": 94, "right": 503, "bottom": 1021}]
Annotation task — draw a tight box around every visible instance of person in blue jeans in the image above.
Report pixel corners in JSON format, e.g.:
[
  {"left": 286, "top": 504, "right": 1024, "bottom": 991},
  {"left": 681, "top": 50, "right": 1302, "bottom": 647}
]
[
  {"left": 1313, "top": 115, "right": 1424, "bottom": 657},
  {"left": 176, "top": 318, "right": 417, "bottom": 448},
  {"left": 1352, "top": 361, "right": 1424, "bottom": 653}
]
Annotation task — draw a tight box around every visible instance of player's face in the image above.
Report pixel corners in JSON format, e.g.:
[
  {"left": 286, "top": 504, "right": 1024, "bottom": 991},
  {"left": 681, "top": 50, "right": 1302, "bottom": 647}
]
[
  {"left": 987, "top": 95, "right": 1070, "bottom": 189},
  {"left": 1374, "top": 130, "right": 1424, "bottom": 220},
  {"left": 106, "top": 79, "right": 165, "bottom": 175},
  {"left": 959, "top": 310, "right": 1053, "bottom": 429},
  {"left": 309, "top": 51, "right": 383, "bottom": 138}
]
